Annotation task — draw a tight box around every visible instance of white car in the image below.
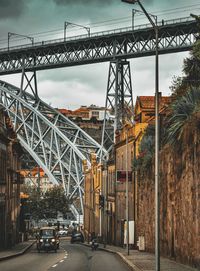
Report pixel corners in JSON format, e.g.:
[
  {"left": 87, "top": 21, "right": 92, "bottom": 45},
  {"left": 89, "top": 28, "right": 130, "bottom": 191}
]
[{"left": 58, "top": 230, "right": 68, "bottom": 236}]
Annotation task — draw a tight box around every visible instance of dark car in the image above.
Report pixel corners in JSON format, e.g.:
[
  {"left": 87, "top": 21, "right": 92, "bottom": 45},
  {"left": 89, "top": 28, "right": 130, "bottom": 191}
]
[
  {"left": 36, "top": 227, "right": 59, "bottom": 252},
  {"left": 70, "top": 232, "right": 84, "bottom": 243}
]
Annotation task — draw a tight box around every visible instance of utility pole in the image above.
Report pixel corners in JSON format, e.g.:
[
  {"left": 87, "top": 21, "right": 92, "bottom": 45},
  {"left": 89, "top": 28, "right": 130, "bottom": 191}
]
[
  {"left": 125, "top": 127, "right": 129, "bottom": 255},
  {"left": 121, "top": 1, "right": 160, "bottom": 269}
]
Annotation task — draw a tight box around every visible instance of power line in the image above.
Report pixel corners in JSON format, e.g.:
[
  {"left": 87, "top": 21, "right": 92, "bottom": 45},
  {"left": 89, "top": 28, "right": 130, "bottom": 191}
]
[{"left": 0, "top": 3, "right": 199, "bottom": 46}]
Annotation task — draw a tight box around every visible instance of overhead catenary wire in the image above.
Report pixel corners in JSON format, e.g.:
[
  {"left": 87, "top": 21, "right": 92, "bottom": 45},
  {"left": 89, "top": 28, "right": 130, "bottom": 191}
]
[
  {"left": 1, "top": 4, "right": 199, "bottom": 41},
  {"left": 0, "top": 3, "right": 199, "bottom": 46}
]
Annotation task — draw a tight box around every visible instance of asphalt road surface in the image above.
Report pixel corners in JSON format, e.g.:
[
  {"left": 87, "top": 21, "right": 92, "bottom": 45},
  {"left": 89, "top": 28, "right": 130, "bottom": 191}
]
[{"left": 0, "top": 240, "right": 131, "bottom": 271}]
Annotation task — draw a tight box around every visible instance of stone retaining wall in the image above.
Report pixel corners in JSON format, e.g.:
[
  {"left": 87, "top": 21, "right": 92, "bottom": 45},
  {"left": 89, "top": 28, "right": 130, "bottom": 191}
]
[{"left": 136, "top": 130, "right": 200, "bottom": 269}]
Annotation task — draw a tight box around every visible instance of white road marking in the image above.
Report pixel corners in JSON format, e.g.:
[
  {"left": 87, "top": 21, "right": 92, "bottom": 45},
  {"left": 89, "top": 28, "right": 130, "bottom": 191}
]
[
  {"left": 52, "top": 264, "right": 57, "bottom": 268},
  {"left": 64, "top": 256, "right": 67, "bottom": 258},
  {"left": 60, "top": 260, "right": 64, "bottom": 263}
]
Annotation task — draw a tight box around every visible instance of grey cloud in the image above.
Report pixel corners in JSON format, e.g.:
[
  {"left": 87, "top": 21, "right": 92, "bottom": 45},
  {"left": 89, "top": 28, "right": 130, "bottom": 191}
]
[
  {"left": 53, "top": 0, "right": 115, "bottom": 6},
  {"left": 38, "top": 64, "right": 108, "bottom": 85},
  {"left": 0, "top": 0, "right": 27, "bottom": 19}
]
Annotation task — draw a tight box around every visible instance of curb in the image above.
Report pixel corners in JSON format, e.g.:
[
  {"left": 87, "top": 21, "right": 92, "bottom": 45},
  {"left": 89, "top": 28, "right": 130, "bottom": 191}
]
[
  {"left": 0, "top": 241, "right": 36, "bottom": 262},
  {"left": 82, "top": 243, "right": 141, "bottom": 271},
  {"left": 115, "top": 251, "right": 142, "bottom": 271}
]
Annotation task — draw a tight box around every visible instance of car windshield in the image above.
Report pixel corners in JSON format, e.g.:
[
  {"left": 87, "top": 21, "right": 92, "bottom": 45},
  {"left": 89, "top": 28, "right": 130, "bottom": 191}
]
[
  {"left": 74, "top": 233, "right": 81, "bottom": 237},
  {"left": 40, "top": 229, "right": 54, "bottom": 237}
]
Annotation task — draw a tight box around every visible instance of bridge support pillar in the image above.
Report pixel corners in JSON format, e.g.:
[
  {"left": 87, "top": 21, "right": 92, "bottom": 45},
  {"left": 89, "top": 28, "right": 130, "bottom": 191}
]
[
  {"left": 20, "top": 60, "right": 39, "bottom": 101},
  {"left": 101, "top": 59, "right": 134, "bottom": 154}
]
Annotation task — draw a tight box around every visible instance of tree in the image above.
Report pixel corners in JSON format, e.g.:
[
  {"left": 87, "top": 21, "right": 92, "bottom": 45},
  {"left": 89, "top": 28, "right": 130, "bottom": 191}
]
[
  {"left": 170, "top": 36, "right": 200, "bottom": 101},
  {"left": 132, "top": 125, "right": 155, "bottom": 173},
  {"left": 166, "top": 35, "right": 200, "bottom": 146},
  {"left": 43, "top": 186, "right": 70, "bottom": 218},
  {"left": 26, "top": 186, "right": 70, "bottom": 220},
  {"left": 183, "top": 41, "right": 200, "bottom": 89},
  {"left": 165, "top": 87, "right": 200, "bottom": 146}
]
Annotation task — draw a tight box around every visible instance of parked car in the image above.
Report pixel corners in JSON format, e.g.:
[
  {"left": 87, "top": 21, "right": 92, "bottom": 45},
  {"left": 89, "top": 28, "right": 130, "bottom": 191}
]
[
  {"left": 70, "top": 232, "right": 84, "bottom": 243},
  {"left": 36, "top": 227, "right": 59, "bottom": 252}
]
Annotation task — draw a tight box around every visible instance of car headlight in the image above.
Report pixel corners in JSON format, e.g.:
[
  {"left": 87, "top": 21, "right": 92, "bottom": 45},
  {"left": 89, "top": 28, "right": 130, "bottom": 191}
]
[
  {"left": 40, "top": 239, "right": 43, "bottom": 242},
  {"left": 51, "top": 238, "right": 56, "bottom": 242}
]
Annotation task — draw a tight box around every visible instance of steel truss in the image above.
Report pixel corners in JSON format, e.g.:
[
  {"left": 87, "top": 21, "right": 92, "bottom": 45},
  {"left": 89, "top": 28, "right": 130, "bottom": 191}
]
[
  {"left": 0, "top": 17, "right": 198, "bottom": 75},
  {"left": 0, "top": 79, "right": 106, "bottom": 216},
  {"left": 101, "top": 60, "right": 133, "bottom": 153}
]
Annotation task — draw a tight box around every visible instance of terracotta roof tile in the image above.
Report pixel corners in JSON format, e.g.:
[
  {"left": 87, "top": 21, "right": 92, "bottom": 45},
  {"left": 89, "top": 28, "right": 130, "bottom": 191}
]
[
  {"left": 58, "top": 108, "right": 72, "bottom": 114},
  {"left": 138, "top": 96, "right": 171, "bottom": 109},
  {"left": 74, "top": 108, "right": 90, "bottom": 113}
]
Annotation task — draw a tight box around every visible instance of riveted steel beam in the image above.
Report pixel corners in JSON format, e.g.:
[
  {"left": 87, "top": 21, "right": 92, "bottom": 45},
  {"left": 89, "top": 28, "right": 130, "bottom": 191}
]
[
  {"left": 0, "top": 17, "right": 198, "bottom": 75},
  {"left": 0, "top": 80, "right": 107, "bottom": 216}
]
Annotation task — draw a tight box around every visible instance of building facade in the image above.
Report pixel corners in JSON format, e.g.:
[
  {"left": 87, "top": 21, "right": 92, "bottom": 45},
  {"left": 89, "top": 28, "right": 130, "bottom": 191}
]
[
  {"left": 20, "top": 167, "right": 54, "bottom": 194},
  {"left": 58, "top": 105, "right": 106, "bottom": 144},
  {"left": 0, "top": 108, "right": 23, "bottom": 249},
  {"left": 83, "top": 94, "right": 171, "bottom": 247},
  {"left": 83, "top": 154, "right": 102, "bottom": 242}
]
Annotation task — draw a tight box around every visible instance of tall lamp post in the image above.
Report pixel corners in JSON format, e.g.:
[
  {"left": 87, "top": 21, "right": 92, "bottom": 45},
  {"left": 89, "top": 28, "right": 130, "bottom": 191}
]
[
  {"left": 125, "top": 126, "right": 129, "bottom": 255},
  {"left": 121, "top": 1, "right": 160, "bottom": 270}
]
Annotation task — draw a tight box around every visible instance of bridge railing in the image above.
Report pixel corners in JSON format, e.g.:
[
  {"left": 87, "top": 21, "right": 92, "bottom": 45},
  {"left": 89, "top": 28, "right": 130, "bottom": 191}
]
[{"left": 0, "top": 16, "right": 194, "bottom": 53}]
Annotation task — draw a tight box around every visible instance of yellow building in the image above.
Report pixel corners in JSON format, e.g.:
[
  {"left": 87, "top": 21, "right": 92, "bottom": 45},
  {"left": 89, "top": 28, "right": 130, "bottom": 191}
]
[
  {"left": 84, "top": 94, "right": 171, "bottom": 246},
  {"left": 83, "top": 154, "right": 102, "bottom": 242}
]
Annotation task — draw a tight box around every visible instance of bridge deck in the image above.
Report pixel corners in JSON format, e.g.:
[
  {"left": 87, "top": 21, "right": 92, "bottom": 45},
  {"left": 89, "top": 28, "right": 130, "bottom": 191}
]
[{"left": 0, "top": 16, "right": 198, "bottom": 75}]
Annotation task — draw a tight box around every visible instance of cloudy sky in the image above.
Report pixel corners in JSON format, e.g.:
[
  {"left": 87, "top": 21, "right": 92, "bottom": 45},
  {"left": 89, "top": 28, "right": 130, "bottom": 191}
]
[{"left": 0, "top": 0, "right": 199, "bottom": 109}]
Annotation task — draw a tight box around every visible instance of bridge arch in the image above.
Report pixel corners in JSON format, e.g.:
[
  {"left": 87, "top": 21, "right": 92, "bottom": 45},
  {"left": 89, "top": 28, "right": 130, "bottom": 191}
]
[{"left": 0, "top": 80, "right": 106, "bottom": 216}]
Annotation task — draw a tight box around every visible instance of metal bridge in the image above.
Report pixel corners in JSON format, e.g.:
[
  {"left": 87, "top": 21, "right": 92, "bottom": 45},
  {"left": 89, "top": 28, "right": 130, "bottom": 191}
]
[
  {"left": 0, "top": 80, "right": 106, "bottom": 217},
  {"left": 0, "top": 16, "right": 198, "bottom": 75},
  {"left": 0, "top": 16, "right": 198, "bottom": 217}
]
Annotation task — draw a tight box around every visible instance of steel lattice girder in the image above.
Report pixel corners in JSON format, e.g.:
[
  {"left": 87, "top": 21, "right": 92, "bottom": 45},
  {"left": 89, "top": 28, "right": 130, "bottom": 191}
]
[
  {"left": 0, "top": 17, "right": 198, "bottom": 75},
  {"left": 101, "top": 60, "right": 133, "bottom": 152},
  {"left": 0, "top": 80, "right": 106, "bottom": 215}
]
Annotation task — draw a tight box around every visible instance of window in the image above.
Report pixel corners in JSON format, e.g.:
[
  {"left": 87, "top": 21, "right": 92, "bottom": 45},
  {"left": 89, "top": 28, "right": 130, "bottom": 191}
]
[
  {"left": 0, "top": 150, "right": 7, "bottom": 184},
  {"left": 91, "top": 111, "right": 99, "bottom": 118}
]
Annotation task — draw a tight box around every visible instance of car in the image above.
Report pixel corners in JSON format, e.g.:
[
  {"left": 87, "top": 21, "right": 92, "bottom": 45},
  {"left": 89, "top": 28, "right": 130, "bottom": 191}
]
[
  {"left": 58, "top": 230, "right": 68, "bottom": 237},
  {"left": 36, "top": 227, "right": 60, "bottom": 252},
  {"left": 70, "top": 232, "right": 84, "bottom": 244}
]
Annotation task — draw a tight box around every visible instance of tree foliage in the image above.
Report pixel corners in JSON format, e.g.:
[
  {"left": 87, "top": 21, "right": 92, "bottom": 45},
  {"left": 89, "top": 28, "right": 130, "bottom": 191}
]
[
  {"left": 165, "top": 87, "right": 200, "bottom": 145},
  {"left": 26, "top": 186, "right": 70, "bottom": 220},
  {"left": 166, "top": 37, "right": 200, "bottom": 146},
  {"left": 132, "top": 125, "right": 155, "bottom": 172},
  {"left": 170, "top": 39, "right": 200, "bottom": 101},
  {"left": 183, "top": 42, "right": 200, "bottom": 88}
]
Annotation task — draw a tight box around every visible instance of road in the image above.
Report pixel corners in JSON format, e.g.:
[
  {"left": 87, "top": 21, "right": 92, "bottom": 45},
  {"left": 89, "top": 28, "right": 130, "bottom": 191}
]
[{"left": 0, "top": 240, "right": 131, "bottom": 271}]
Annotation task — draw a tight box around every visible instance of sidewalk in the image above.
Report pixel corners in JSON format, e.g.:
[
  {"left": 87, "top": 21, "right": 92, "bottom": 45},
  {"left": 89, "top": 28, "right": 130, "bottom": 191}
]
[
  {"left": 87, "top": 243, "right": 199, "bottom": 271},
  {"left": 0, "top": 240, "right": 35, "bottom": 261}
]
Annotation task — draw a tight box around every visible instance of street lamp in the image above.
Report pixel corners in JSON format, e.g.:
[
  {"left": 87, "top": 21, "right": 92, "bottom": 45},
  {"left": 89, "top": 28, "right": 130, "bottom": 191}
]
[
  {"left": 121, "top": 1, "right": 160, "bottom": 270},
  {"left": 125, "top": 126, "right": 129, "bottom": 255}
]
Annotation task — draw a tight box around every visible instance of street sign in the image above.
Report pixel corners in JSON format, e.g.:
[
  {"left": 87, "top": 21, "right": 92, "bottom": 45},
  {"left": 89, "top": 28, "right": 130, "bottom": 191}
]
[{"left": 116, "top": 170, "right": 132, "bottom": 183}]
